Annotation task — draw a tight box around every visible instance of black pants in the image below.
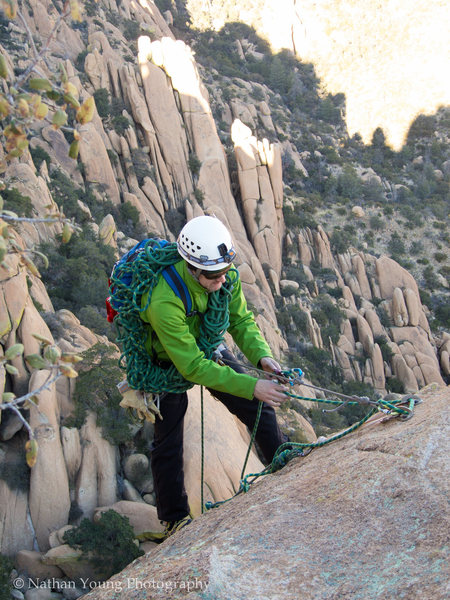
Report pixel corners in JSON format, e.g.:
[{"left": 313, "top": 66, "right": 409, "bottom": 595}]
[{"left": 151, "top": 351, "right": 287, "bottom": 522}]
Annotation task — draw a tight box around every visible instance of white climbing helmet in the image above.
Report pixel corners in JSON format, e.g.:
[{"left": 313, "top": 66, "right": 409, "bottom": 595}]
[{"left": 177, "top": 215, "right": 236, "bottom": 271}]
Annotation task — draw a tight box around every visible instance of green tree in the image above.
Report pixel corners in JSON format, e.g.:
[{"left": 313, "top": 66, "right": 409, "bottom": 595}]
[
  {"left": 66, "top": 344, "right": 135, "bottom": 445},
  {"left": 63, "top": 510, "right": 143, "bottom": 578}
]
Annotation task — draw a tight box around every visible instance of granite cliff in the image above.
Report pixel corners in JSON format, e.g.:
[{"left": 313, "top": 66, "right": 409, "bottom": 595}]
[{"left": 0, "top": 0, "right": 448, "bottom": 595}]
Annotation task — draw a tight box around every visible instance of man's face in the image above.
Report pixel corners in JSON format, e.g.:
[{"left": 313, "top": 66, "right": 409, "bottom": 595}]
[{"left": 198, "top": 270, "right": 228, "bottom": 293}]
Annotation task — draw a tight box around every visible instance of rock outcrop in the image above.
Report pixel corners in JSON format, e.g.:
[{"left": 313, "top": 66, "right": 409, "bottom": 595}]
[
  {"left": 286, "top": 231, "right": 445, "bottom": 394},
  {"left": 83, "top": 384, "right": 449, "bottom": 600}
]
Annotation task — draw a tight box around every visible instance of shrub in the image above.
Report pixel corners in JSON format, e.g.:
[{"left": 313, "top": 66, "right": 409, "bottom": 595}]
[
  {"left": 409, "top": 240, "right": 424, "bottom": 255},
  {"left": 2, "top": 187, "right": 33, "bottom": 217},
  {"left": 130, "top": 148, "right": 154, "bottom": 186},
  {"left": 337, "top": 165, "right": 362, "bottom": 200},
  {"left": 93, "top": 88, "right": 110, "bottom": 118},
  {"left": 78, "top": 305, "right": 115, "bottom": 340},
  {"left": 165, "top": 207, "right": 186, "bottom": 236},
  {"left": 122, "top": 19, "right": 140, "bottom": 41},
  {"left": 48, "top": 170, "right": 92, "bottom": 223},
  {"left": 283, "top": 264, "right": 308, "bottom": 288},
  {"left": 388, "top": 232, "right": 406, "bottom": 256},
  {"left": 66, "top": 344, "right": 135, "bottom": 445},
  {"left": 39, "top": 228, "right": 116, "bottom": 313},
  {"left": 75, "top": 49, "right": 89, "bottom": 72},
  {"left": 386, "top": 377, "right": 405, "bottom": 394},
  {"left": 423, "top": 265, "right": 439, "bottom": 290},
  {"left": 188, "top": 154, "right": 202, "bottom": 177},
  {"left": 63, "top": 510, "right": 143, "bottom": 579},
  {"left": 376, "top": 305, "right": 392, "bottom": 327},
  {"left": 29, "top": 145, "right": 51, "bottom": 170},
  {"left": 311, "top": 296, "right": 344, "bottom": 344},
  {"left": 0, "top": 555, "right": 13, "bottom": 600},
  {"left": 374, "top": 335, "right": 394, "bottom": 362},
  {"left": 0, "top": 450, "right": 29, "bottom": 493},
  {"left": 112, "top": 114, "right": 130, "bottom": 135},
  {"left": 330, "top": 226, "right": 355, "bottom": 254},
  {"left": 369, "top": 215, "right": 384, "bottom": 231}
]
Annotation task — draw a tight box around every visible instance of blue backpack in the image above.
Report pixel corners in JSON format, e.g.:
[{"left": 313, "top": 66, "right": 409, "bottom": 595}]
[{"left": 106, "top": 239, "right": 194, "bottom": 322}]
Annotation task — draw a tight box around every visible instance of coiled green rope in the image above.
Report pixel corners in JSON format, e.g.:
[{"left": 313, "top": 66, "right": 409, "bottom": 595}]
[{"left": 110, "top": 239, "right": 236, "bottom": 394}]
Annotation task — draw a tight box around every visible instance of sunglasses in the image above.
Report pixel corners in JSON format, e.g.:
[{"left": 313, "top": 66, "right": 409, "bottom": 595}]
[{"left": 201, "top": 265, "right": 232, "bottom": 280}]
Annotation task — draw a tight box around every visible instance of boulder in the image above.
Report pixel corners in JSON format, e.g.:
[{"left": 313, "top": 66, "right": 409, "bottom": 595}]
[
  {"left": 363, "top": 308, "right": 385, "bottom": 338},
  {"left": 356, "top": 314, "right": 374, "bottom": 354},
  {"left": 404, "top": 287, "right": 420, "bottom": 326},
  {"left": 83, "top": 386, "right": 450, "bottom": 600},
  {"left": 351, "top": 254, "right": 371, "bottom": 298},
  {"left": 183, "top": 386, "right": 264, "bottom": 517},
  {"left": 392, "top": 287, "right": 409, "bottom": 326},
  {"left": 391, "top": 355, "right": 419, "bottom": 392},
  {"left": 75, "top": 413, "right": 117, "bottom": 519},
  {"left": 351, "top": 206, "right": 365, "bottom": 217},
  {"left": 93, "top": 501, "right": 163, "bottom": 538},
  {"left": 376, "top": 256, "right": 419, "bottom": 301},
  {"left": 123, "top": 454, "right": 150, "bottom": 485},
  {"left": 0, "top": 443, "right": 35, "bottom": 555},
  {"left": 42, "top": 545, "right": 98, "bottom": 582},
  {"left": 78, "top": 124, "right": 121, "bottom": 205},
  {"left": 28, "top": 370, "right": 71, "bottom": 552},
  {"left": 15, "top": 550, "right": 63, "bottom": 580}
]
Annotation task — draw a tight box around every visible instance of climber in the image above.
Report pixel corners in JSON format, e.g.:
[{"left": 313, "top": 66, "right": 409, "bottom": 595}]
[{"left": 140, "top": 215, "right": 289, "bottom": 539}]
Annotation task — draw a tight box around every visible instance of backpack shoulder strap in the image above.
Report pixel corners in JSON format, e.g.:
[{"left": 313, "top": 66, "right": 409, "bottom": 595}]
[{"left": 161, "top": 264, "right": 195, "bottom": 316}]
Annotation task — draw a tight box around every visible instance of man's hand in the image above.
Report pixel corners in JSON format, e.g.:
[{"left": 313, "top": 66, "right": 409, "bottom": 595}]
[
  {"left": 254, "top": 379, "right": 288, "bottom": 408},
  {"left": 259, "top": 356, "right": 282, "bottom": 374}
]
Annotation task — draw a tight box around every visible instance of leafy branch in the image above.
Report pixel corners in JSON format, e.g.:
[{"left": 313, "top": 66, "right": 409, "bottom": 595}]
[
  {"left": 0, "top": 0, "right": 95, "bottom": 169},
  {"left": 0, "top": 335, "right": 81, "bottom": 467}
]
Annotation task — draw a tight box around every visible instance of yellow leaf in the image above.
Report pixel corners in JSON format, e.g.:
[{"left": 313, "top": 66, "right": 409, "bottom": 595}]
[
  {"left": 68, "top": 140, "right": 79, "bottom": 160},
  {"left": 69, "top": 0, "right": 82, "bottom": 23},
  {"left": 2, "top": 392, "right": 16, "bottom": 403},
  {"left": 20, "top": 253, "right": 40, "bottom": 276},
  {"left": 52, "top": 109, "right": 68, "bottom": 129},
  {"left": 64, "top": 82, "right": 79, "bottom": 99},
  {"left": 25, "top": 439, "right": 38, "bottom": 468},
  {"left": 1, "top": 0, "right": 17, "bottom": 19},
  {"left": 59, "top": 364, "right": 78, "bottom": 378},
  {"left": 60, "top": 353, "right": 83, "bottom": 363},
  {"left": 76, "top": 96, "right": 95, "bottom": 124},
  {"left": 73, "top": 129, "right": 80, "bottom": 141},
  {"left": 61, "top": 222, "right": 73, "bottom": 243},
  {"left": 34, "top": 102, "right": 49, "bottom": 120},
  {"left": 0, "top": 96, "right": 10, "bottom": 118},
  {"left": 17, "top": 98, "right": 29, "bottom": 117}
]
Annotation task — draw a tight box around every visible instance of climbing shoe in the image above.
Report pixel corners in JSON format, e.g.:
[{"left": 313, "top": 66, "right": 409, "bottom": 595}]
[{"left": 163, "top": 515, "right": 192, "bottom": 539}]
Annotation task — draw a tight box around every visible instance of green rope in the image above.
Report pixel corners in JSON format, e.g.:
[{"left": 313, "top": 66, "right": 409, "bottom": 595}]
[
  {"left": 205, "top": 390, "right": 419, "bottom": 511},
  {"left": 240, "top": 400, "right": 263, "bottom": 481},
  {"left": 110, "top": 239, "right": 237, "bottom": 394},
  {"left": 200, "top": 385, "right": 205, "bottom": 514}
]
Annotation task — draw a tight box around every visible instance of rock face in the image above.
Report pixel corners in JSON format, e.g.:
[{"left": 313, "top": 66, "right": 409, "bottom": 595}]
[
  {"left": 286, "top": 234, "right": 445, "bottom": 394},
  {"left": 84, "top": 384, "right": 449, "bottom": 600}
]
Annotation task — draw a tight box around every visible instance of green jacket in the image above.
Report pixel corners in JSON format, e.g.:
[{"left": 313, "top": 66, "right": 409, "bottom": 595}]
[{"left": 140, "top": 260, "right": 272, "bottom": 400}]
